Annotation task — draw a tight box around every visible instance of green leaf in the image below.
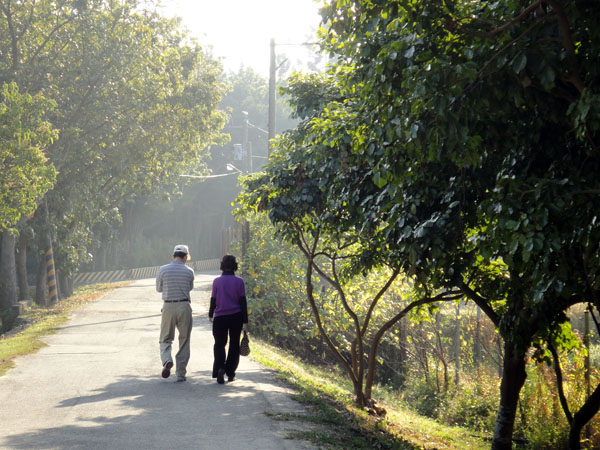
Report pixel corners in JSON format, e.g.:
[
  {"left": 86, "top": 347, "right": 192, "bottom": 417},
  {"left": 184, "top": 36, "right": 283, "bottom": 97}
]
[
  {"left": 539, "top": 65, "right": 555, "bottom": 87},
  {"left": 512, "top": 54, "right": 527, "bottom": 73}
]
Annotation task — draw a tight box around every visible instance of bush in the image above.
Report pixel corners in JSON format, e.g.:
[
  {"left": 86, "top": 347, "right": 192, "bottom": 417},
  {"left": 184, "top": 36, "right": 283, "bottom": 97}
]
[
  {"left": 400, "top": 369, "right": 498, "bottom": 433},
  {"left": 400, "top": 375, "right": 448, "bottom": 418},
  {"left": 440, "top": 374, "right": 499, "bottom": 432}
]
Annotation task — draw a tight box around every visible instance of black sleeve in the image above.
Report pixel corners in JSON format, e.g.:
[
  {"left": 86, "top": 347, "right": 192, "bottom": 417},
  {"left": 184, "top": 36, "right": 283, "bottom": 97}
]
[
  {"left": 239, "top": 296, "right": 248, "bottom": 324},
  {"left": 209, "top": 297, "right": 216, "bottom": 318}
]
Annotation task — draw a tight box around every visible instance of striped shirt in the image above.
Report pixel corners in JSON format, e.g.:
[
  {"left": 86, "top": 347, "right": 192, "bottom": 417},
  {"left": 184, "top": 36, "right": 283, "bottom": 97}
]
[{"left": 156, "top": 260, "right": 195, "bottom": 301}]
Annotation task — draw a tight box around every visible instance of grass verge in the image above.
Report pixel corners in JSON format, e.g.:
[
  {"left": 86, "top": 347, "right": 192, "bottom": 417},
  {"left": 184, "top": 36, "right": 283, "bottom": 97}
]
[
  {"left": 0, "top": 282, "right": 130, "bottom": 376},
  {"left": 251, "top": 339, "right": 490, "bottom": 449}
]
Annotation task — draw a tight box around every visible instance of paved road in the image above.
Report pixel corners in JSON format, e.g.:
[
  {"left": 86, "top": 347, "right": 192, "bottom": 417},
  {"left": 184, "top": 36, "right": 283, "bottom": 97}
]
[{"left": 0, "top": 273, "right": 315, "bottom": 450}]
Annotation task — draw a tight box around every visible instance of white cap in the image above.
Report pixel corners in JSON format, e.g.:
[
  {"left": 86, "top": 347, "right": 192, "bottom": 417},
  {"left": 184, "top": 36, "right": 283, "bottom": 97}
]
[{"left": 173, "top": 244, "right": 189, "bottom": 255}]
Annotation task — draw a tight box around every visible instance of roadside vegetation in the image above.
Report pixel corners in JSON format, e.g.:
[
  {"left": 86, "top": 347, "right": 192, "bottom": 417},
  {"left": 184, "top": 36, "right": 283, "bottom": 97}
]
[
  {"left": 235, "top": 214, "right": 600, "bottom": 449},
  {"left": 253, "top": 337, "right": 489, "bottom": 450},
  {"left": 0, "top": 282, "right": 129, "bottom": 376},
  {"left": 236, "top": 2, "right": 600, "bottom": 448}
]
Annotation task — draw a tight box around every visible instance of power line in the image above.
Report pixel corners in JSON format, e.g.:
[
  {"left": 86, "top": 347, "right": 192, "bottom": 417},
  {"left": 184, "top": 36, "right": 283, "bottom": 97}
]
[
  {"left": 248, "top": 122, "right": 268, "bottom": 134},
  {"left": 275, "top": 42, "right": 319, "bottom": 46},
  {"left": 180, "top": 173, "right": 239, "bottom": 179}
]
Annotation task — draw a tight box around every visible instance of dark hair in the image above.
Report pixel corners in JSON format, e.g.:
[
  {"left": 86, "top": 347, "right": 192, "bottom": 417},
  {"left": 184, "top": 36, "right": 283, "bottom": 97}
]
[
  {"left": 220, "top": 254, "right": 238, "bottom": 272},
  {"left": 173, "top": 251, "right": 187, "bottom": 259}
]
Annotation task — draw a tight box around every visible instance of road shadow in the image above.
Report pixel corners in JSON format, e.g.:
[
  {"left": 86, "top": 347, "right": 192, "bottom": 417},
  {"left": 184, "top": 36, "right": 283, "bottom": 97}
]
[
  {"left": 57, "top": 315, "right": 163, "bottom": 330},
  {"left": 3, "top": 370, "right": 313, "bottom": 450}
]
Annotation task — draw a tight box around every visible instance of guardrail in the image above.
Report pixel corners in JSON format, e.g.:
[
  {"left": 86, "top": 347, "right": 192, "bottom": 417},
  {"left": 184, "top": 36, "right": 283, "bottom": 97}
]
[{"left": 73, "top": 258, "right": 220, "bottom": 286}]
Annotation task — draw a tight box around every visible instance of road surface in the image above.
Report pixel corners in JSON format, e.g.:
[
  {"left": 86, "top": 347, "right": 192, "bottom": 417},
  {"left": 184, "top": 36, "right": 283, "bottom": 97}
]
[{"left": 0, "top": 273, "right": 315, "bottom": 450}]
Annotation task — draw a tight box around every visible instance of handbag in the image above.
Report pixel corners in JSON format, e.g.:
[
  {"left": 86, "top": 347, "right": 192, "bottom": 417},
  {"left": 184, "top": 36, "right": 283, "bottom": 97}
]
[{"left": 239, "top": 331, "right": 250, "bottom": 356}]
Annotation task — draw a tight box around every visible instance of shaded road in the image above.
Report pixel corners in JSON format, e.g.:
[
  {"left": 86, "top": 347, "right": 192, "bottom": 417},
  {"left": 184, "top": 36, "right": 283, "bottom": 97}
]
[{"left": 0, "top": 273, "right": 314, "bottom": 449}]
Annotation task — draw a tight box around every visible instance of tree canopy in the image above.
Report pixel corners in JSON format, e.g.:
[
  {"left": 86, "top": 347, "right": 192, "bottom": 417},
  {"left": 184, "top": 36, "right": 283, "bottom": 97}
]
[
  {"left": 240, "top": 1, "right": 600, "bottom": 448},
  {"left": 0, "top": 0, "right": 227, "bottom": 308},
  {"left": 0, "top": 82, "right": 56, "bottom": 231}
]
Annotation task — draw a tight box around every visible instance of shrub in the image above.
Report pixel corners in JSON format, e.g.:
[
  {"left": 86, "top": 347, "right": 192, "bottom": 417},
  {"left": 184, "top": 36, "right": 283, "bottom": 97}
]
[{"left": 439, "top": 372, "right": 499, "bottom": 432}]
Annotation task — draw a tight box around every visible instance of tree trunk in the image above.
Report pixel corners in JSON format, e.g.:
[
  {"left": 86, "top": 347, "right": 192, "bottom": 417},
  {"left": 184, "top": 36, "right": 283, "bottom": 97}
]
[
  {"left": 54, "top": 268, "right": 62, "bottom": 300},
  {"left": 435, "top": 312, "right": 449, "bottom": 392},
  {"left": 454, "top": 302, "right": 461, "bottom": 386},
  {"left": 568, "top": 381, "right": 600, "bottom": 450},
  {"left": 474, "top": 305, "right": 481, "bottom": 371},
  {"left": 16, "top": 231, "right": 30, "bottom": 300},
  {"left": 0, "top": 231, "right": 18, "bottom": 310},
  {"left": 491, "top": 344, "right": 527, "bottom": 450},
  {"left": 354, "top": 385, "right": 366, "bottom": 407},
  {"left": 58, "top": 270, "right": 73, "bottom": 298},
  {"left": 35, "top": 250, "right": 47, "bottom": 305},
  {"left": 43, "top": 233, "right": 58, "bottom": 304},
  {"left": 299, "top": 243, "right": 363, "bottom": 405},
  {"left": 95, "top": 240, "right": 107, "bottom": 272},
  {"left": 497, "top": 335, "right": 504, "bottom": 377},
  {"left": 397, "top": 320, "right": 408, "bottom": 386}
]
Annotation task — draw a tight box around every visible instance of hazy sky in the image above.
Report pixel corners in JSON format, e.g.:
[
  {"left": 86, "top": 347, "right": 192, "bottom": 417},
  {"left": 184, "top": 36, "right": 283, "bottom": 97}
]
[{"left": 161, "top": 0, "right": 324, "bottom": 76}]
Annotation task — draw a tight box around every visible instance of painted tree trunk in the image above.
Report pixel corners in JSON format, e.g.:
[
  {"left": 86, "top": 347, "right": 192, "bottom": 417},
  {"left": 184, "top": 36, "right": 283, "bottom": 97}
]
[
  {"left": 491, "top": 345, "right": 527, "bottom": 450},
  {"left": 16, "top": 232, "right": 29, "bottom": 300}
]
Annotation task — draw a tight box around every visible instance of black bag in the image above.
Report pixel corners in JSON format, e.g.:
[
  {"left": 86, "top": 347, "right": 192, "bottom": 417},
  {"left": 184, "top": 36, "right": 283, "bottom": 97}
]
[{"left": 239, "top": 331, "right": 250, "bottom": 356}]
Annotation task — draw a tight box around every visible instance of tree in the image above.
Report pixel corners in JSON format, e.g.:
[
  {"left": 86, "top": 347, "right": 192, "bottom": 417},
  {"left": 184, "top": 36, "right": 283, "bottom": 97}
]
[
  {"left": 239, "top": 72, "right": 463, "bottom": 407},
  {"left": 0, "top": 83, "right": 56, "bottom": 231},
  {"left": 35, "top": 2, "right": 226, "bottom": 282},
  {"left": 0, "top": 82, "right": 56, "bottom": 319},
  {"left": 0, "top": 0, "right": 228, "bottom": 298},
  {"left": 101, "top": 65, "right": 296, "bottom": 269},
  {"left": 241, "top": 1, "right": 600, "bottom": 448}
]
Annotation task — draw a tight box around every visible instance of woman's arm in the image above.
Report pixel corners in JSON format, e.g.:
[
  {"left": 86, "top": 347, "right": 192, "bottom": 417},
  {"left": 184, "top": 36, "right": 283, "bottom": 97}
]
[
  {"left": 239, "top": 295, "right": 248, "bottom": 332},
  {"left": 208, "top": 297, "right": 216, "bottom": 320}
]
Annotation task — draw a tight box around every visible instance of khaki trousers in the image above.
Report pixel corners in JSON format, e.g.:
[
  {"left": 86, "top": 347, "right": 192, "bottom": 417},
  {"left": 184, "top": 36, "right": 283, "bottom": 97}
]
[{"left": 159, "top": 302, "right": 192, "bottom": 377}]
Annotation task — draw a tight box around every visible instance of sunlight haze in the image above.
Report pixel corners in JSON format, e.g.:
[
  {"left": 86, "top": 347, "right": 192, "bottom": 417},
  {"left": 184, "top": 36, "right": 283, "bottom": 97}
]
[{"left": 162, "top": 0, "right": 324, "bottom": 75}]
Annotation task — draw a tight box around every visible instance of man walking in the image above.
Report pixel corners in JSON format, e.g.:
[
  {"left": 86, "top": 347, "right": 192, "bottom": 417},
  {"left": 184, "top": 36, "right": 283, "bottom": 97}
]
[{"left": 156, "top": 244, "right": 195, "bottom": 382}]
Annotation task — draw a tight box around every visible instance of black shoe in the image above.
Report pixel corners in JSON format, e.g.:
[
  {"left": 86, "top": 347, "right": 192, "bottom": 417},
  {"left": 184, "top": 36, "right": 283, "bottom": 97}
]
[
  {"left": 227, "top": 375, "right": 235, "bottom": 382},
  {"left": 217, "top": 368, "right": 225, "bottom": 384},
  {"left": 161, "top": 361, "right": 173, "bottom": 379}
]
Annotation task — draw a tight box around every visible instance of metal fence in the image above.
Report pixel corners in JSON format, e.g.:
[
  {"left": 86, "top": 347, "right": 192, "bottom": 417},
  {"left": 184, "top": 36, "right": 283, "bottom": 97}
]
[{"left": 73, "top": 258, "right": 220, "bottom": 286}]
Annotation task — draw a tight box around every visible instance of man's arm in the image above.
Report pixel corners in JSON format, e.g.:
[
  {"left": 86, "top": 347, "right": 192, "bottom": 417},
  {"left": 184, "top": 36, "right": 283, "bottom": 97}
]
[{"left": 156, "top": 270, "right": 163, "bottom": 293}]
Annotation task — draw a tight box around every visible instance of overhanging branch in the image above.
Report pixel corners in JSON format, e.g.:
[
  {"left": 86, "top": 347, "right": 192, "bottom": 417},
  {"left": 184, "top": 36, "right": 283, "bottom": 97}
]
[
  {"left": 466, "top": 1, "right": 543, "bottom": 38},
  {"left": 460, "top": 282, "right": 500, "bottom": 326}
]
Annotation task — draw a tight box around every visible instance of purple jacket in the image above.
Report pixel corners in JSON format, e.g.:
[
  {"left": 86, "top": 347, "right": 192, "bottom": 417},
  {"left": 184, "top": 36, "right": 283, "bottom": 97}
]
[{"left": 210, "top": 273, "right": 247, "bottom": 321}]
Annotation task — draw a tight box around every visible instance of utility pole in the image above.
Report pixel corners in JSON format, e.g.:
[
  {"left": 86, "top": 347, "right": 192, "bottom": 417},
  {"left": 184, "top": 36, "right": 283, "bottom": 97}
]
[
  {"left": 268, "top": 38, "right": 276, "bottom": 157},
  {"left": 240, "top": 112, "right": 251, "bottom": 268},
  {"left": 242, "top": 111, "right": 250, "bottom": 173}
]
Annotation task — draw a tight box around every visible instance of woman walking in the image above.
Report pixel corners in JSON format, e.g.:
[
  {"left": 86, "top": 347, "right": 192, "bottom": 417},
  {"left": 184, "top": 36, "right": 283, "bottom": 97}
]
[{"left": 209, "top": 255, "right": 249, "bottom": 384}]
